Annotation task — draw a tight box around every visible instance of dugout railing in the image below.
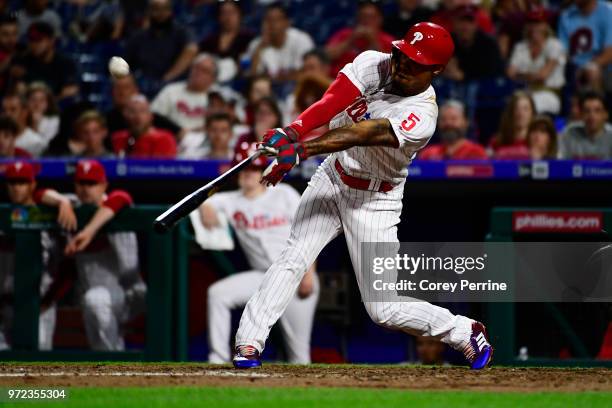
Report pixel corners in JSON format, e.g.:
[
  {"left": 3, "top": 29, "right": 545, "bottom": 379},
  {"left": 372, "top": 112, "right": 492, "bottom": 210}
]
[
  {"left": 486, "top": 207, "right": 612, "bottom": 367},
  {"left": 0, "top": 204, "right": 191, "bottom": 362}
]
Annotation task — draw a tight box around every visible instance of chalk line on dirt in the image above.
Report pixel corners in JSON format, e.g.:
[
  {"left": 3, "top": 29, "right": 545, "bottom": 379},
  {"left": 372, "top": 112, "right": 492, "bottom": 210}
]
[{"left": 0, "top": 370, "right": 276, "bottom": 378}]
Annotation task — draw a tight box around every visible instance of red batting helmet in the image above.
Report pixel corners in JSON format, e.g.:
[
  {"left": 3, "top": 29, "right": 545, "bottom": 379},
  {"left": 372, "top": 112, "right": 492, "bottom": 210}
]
[
  {"left": 232, "top": 141, "right": 268, "bottom": 169},
  {"left": 392, "top": 22, "right": 454, "bottom": 67}
]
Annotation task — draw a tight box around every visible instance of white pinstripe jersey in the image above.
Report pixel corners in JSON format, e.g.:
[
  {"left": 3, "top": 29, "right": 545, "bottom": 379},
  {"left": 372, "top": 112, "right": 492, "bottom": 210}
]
[
  {"left": 207, "top": 184, "right": 301, "bottom": 271},
  {"left": 330, "top": 50, "right": 438, "bottom": 185}
]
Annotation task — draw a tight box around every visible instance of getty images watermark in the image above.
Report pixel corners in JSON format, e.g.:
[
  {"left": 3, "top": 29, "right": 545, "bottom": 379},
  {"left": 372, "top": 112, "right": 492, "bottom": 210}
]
[
  {"left": 361, "top": 242, "right": 612, "bottom": 303},
  {"left": 371, "top": 253, "right": 507, "bottom": 294}
]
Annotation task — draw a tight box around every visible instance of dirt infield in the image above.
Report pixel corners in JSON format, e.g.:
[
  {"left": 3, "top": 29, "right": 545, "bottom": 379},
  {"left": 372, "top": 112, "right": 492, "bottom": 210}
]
[{"left": 0, "top": 364, "right": 610, "bottom": 392}]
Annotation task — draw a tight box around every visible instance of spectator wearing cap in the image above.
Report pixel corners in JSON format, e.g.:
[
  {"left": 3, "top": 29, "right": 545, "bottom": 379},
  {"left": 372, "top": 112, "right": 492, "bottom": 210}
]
[
  {"left": 444, "top": 4, "right": 504, "bottom": 82},
  {"left": 9, "top": 22, "right": 79, "bottom": 100},
  {"left": 430, "top": 0, "right": 494, "bottom": 36},
  {"left": 105, "top": 74, "right": 181, "bottom": 136},
  {"left": 1, "top": 160, "right": 70, "bottom": 351},
  {"left": 2, "top": 93, "right": 45, "bottom": 157},
  {"left": 125, "top": 0, "right": 198, "bottom": 84},
  {"left": 0, "top": 14, "right": 19, "bottom": 94},
  {"left": 558, "top": 91, "right": 612, "bottom": 160},
  {"left": 527, "top": 115, "right": 558, "bottom": 160},
  {"left": 489, "top": 91, "right": 535, "bottom": 160},
  {"left": 42, "top": 159, "right": 146, "bottom": 351},
  {"left": 111, "top": 94, "right": 177, "bottom": 158},
  {"left": 507, "top": 10, "right": 566, "bottom": 115},
  {"left": 558, "top": 0, "right": 612, "bottom": 92},
  {"left": 0, "top": 114, "right": 31, "bottom": 158},
  {"left": 419, "top": 100, "right": 488, "bottom": 160},
  {"left": 199, "top": 0, "right": 254, "bottom": 81},
  {"left": 16, "top": 0, "right": 62, "bottom": 38},
  {"left": 71, "top": 110, "right": 114, "bottom": 158},
  {"left": 245, "top": 3, "right": 315, "bottom": 81},
  {"left": 384, "top": 0, "right": 433, "bottom": 40},
  {"left": 325, "top": 1, "right": 395, "bottom": 76},
  {"left": 151, "top": 53, "right": 240, "bottom": 132}
]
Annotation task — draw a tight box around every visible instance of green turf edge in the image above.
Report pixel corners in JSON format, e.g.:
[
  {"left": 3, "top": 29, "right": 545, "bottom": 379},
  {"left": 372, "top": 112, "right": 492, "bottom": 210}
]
[{"left": 1, "top": 387, "right": 610, "bottom": 408}]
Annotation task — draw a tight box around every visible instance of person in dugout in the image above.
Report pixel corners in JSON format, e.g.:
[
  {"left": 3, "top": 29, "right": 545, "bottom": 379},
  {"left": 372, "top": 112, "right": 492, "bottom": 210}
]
[
  {"left": 0, "top": 161, "right": 69, "bottom": 350},
  {"left": 41, "top": 160, "right": 146, "bottom": 351}
]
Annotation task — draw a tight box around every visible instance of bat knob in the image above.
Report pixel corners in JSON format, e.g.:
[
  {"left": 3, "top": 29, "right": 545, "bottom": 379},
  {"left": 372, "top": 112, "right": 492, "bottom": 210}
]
[{"left": 153, "top": 219, "right": 170, "bottom": 234}]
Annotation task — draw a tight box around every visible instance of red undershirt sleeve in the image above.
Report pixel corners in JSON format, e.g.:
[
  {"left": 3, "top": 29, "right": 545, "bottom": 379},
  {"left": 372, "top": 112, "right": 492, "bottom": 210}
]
[
  {"left": 287, "top": 73, "right": 362, "bottom": 140},
  {"left": 33, "top": 188, "right": 48, "bottom": 205},
  {"left": 103, "top": 190, "right": 133, "bottom": 213}
]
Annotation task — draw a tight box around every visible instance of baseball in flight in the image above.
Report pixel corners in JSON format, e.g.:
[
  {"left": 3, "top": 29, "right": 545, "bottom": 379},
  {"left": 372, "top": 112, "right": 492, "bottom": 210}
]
[{"left": 108, "top": 56, "right": 130, "bottom": 78}]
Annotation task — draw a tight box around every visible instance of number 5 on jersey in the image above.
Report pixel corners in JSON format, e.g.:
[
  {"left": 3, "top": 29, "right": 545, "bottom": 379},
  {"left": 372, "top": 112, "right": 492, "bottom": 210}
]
[{"left": 401, "top": 113, "right": 420, "bottom": 132}]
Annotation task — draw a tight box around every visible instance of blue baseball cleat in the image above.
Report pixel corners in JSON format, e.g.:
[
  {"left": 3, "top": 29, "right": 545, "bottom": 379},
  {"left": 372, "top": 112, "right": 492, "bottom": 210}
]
[
  {"left": 464, "top": 321, "right": 494, "bottom": 370},
  {"left": 232, "top": 345, "right": 262, "bottom": 369}
]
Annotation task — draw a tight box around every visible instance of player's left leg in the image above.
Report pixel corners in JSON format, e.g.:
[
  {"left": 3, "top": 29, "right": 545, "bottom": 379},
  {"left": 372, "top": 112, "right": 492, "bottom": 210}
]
[
  {"left": 278, "top": 273, "right": 320, "bottom": 364},
  {"left": 339, "top": 186, "right": 492, "bottom": 369},
  {"left": 38, "top": 305, "right": 56, "bottom": 351},
  {"left": 207, "top": 271, "right": 264, "bottom": 363},
  {"left": 234, "top": 163, "right": 343, "bottom": 365},
  {"left": 82, "top": 286, "right": 125, "bottom": 351}
]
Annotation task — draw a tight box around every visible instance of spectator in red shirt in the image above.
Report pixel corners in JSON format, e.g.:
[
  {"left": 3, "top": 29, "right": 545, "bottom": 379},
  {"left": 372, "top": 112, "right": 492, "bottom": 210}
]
[
  {"left": 489, "top": 91, "right": 536, "bottom": 159},
  {"left": 111, "top": 95, "right": 177, "bottom": 158},
  {"left": 325, "top": 1, "right": 395, "bottom": 76},
  {"left": 419, "top": 100, "right": 488, "bottom": 160},
  {"left": 0, "top": 114, "right": 31, "bottom": 158}
]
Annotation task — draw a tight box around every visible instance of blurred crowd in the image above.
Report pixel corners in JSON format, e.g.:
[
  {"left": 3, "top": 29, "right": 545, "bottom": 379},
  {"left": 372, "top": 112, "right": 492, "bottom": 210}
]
[{"left": 0, "top": 0, "right": 610, "bottom": 162}]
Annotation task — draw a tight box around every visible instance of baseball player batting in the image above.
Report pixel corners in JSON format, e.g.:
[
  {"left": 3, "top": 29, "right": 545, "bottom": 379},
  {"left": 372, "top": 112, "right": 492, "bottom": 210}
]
[
  {"left": 233, "top": 22, "right": 493, "bottom": 370},
  {"left": 201, "top": 142, "right": 318, "bottom": 364}
]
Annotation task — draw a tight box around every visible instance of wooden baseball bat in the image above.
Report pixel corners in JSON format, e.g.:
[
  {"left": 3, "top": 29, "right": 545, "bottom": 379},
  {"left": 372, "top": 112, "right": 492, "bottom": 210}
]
[{"left": 153, "top": 151, "right": 263, "bottom": 233}]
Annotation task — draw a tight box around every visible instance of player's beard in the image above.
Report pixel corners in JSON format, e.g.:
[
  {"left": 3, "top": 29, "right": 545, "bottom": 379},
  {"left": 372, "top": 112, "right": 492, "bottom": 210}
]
[{"left": 439, "top": 129, "right": 464, "bottom": 144}]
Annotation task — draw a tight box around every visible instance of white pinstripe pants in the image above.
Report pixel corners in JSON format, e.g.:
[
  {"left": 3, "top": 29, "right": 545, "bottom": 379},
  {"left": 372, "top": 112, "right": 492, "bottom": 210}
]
[{"left": 236, "top": 157, "right": 473, "bottom": 354}]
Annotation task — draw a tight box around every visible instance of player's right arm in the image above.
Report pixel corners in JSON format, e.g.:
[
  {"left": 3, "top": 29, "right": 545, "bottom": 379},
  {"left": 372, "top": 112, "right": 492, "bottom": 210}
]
[
  {"left": 65, "top": 191, "right": 133, "bottom": 255},
  {"left": 36, "top": 189, "right": 78, "bottom": 231},
  {"left": 303, "top": 118, "right": 399, "bottom": 155}
]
